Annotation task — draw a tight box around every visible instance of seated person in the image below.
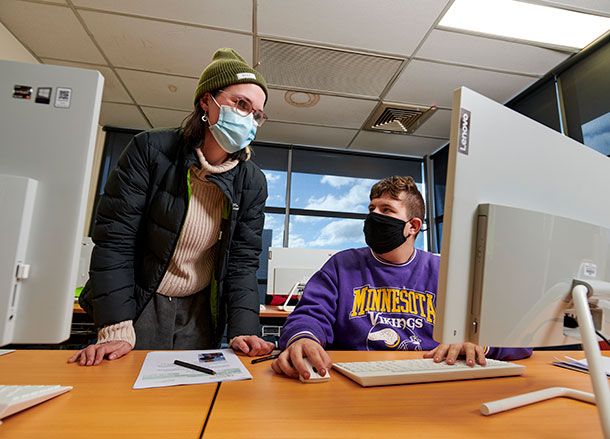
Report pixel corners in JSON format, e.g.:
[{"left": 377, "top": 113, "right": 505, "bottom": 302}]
[{"left": 272, "top": 176, "right": 532, "bottom": 380}]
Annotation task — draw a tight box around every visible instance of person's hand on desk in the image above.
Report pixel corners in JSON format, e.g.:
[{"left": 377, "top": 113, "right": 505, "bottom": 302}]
[
  {"left": 231, "top": 335, "right": 275, "bottom": 356},
  {"left": 423, "top": 342, "right": 486, "bottom": 366},
  {"left": 271, "top": 338, "right": 332, "bottom": 380},
  {"left": 67, "top": 341, "right": 133, "bottom": 366}
]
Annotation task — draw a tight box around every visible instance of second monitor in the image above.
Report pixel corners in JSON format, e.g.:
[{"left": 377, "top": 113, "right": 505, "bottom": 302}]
[{"left": 266, "top": 247, "right": 337, "bottom": 296}]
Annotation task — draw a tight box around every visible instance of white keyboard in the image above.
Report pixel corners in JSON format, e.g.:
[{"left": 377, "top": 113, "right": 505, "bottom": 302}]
[
  {"left": 0, "top": 385, "right": 72, "bottom": 423},
  {"left": 333, "top": 358, "right": 525, "bottom": 387}
]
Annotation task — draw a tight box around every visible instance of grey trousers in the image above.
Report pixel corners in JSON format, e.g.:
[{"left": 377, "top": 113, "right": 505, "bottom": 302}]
[{"left": 133, "top": 288, "right": 216, "bottom": 350}]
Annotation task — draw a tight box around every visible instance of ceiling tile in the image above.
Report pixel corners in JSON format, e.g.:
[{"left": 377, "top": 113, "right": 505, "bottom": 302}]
[
  {"left": 72, "top": 0, "right": 253, "bottom": 31},
  {"left": 258, "top": 0, "right": 451, "bottom": 56},
  {"left": 79, "top": 11, "right": 253, "bottom": 76},
  {"left": 116, "top": 69, "right": 198, "bottom": 110},
  {"left": 142, "top": 107, "right": 191, "bottom": 129},
  {"left": 99, "top": 102, "right": 150, "bottom": 129},
  {"left": 411, "top": 108, "right": 452, "bottom": 138},
  {"left": 349, "top": 131, "right": 447, "bottom": 157},
  {"left": 40, "top": 59, "right": 132, "bottom": 103},
  {"left": 386, "top": 59, "right": 538, "bottom": 107},
  {"left": 0, "top": 1, "right": 105, "bottom": 63},
  {"left": 256, "top": 122, "right": 357, "bottom": 148},
  {"left": 265, "top": 89, "right": 377, "bottom": 128},
  {"left": 417, "top": 30, "right": 573, "bottom": 75}
]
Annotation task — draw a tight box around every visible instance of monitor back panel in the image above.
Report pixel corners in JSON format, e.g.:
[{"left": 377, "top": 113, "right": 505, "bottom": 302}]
[{"left": 434, "top": 87, "right": 610, "bottom": 346}]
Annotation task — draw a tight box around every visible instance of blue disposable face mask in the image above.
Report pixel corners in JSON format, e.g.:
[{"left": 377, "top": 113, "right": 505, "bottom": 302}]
[{"left": 207, "top": 96, "right": 257, "bottom": 154}]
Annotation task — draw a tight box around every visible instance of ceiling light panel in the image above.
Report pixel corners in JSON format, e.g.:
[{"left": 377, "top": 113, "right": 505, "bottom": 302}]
[
  {"left": 439, "top": 0, "right": 610, "bottom": 49},
  {"left": 259, "top": 40, "right": 404, "bottom": 98}
]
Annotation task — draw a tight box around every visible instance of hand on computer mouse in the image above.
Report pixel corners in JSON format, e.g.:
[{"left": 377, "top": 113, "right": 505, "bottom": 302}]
[{"left": 271, "top": 338, "right": 332, "bottom": 380}]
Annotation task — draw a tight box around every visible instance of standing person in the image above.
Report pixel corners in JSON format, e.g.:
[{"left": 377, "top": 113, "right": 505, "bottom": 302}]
[
  {"left": 69, "top": 48, "right": 275, "bottom": 366},
  {"left": 272, "top": 176, "right": 532, "bottom": 380}
]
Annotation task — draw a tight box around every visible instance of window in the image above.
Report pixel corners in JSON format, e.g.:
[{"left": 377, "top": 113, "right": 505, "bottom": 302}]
[
  {"left": 507, "top": 78, "right": 561, "bottom": 133},
  {"left": 253, "top": 143, "right": 425, "bottom": 251},
  {"left": 430, "top": 144, "right": 448, "bottom": 253},
  {"left": 560, "top": 40, "right": 610, "bottom": 156}
]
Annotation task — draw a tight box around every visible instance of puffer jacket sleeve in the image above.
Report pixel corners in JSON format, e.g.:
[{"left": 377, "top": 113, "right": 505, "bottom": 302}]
[
  {"left": 224, "top": 165, "right": 267, "bottom": 340},
  {"left": 84, "top": 132, "right": 151, "bottom": 327}
]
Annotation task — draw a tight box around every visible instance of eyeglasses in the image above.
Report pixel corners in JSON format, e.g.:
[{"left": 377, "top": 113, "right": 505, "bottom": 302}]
[{"left": 216, "top": 90, "right": 268, "bottom": 127}]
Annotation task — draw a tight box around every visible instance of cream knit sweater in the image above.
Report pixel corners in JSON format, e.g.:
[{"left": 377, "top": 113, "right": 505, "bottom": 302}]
[{"left": 96, "top": 149, "right": 238, "bottom": 347}]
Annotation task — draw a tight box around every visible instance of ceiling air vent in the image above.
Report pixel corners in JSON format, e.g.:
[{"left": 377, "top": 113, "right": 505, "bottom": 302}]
[
  {"left": 364, "top": 103, "right": 437, "bottom": 134},
  {"left": 258, "top": 39, "right": 404, "bottom": 98}
]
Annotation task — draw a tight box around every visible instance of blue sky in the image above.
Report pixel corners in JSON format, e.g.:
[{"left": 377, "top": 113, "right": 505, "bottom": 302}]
[{"left": 582, "top": 111, "right": 610, "bottom": 156}]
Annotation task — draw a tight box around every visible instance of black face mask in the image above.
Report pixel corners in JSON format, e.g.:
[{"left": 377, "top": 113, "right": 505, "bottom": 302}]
[{"left": 363, "top": 212, "right": 409, "bottom": 254}]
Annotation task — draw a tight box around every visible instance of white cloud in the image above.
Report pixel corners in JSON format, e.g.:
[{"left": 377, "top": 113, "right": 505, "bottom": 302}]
[
  {"left": 305, "top": 179, "right": 375, "bottom": 212},
  {"left": 293, "top": 215, "right": 324, "bottom": 223},
  {"left": 264, "top": 214, "right": 284, "bottom": 247},
  {"left": 288, "top": 233, "right": 307, "bottom": 248},
  {"left": 263, "top": 170, "right": 281, "bottom": 183},
  {"left": 309, "top": 219, "right": 366, "bottom": 248},
  {"left": 320, "top": 175, "right": 357, "bottom": 188}
]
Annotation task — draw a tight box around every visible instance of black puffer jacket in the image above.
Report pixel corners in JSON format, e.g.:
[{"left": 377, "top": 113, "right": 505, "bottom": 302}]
[{"left": 79, "top": 127, "right": 267, "bottom": 346}]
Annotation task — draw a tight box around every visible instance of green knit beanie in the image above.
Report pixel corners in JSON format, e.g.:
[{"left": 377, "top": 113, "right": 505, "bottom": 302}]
[{"left": 193, "top": 48, "right": 268, "bottom": 105}]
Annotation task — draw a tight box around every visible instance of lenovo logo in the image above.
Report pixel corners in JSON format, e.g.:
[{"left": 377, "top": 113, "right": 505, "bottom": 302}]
[{"left": 458, "top": 108, "right": 471, "bottom": 155}]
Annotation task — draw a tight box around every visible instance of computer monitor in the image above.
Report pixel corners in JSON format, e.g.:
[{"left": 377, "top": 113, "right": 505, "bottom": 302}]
[
  {"left": 434, "top": 86, "right": 610, "bottom": 348},
  {"left": 0, "top": 60, "right": 103, "bottom": 346},
  {"left": 266, "top": 247, "right": 337, "bottom": 295},
  {"left": 433, "top": 87, "right": 610, "bottom": 431}
]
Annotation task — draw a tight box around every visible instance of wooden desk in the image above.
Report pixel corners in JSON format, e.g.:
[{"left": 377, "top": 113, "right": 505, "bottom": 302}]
[
  {"left": 259, "top": 305, "right": 291, "bottom": 319},
  {"left": 0, "top": 350, "right": 217, "bottom": 438},
  {"left": 203, "top": 351, "right": 602, "bottom": 439}
]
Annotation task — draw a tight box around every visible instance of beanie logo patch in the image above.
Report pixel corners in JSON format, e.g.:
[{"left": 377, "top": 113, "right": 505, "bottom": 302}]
[{"left": 236, "top": 72, "right": 256, "bottom": 80}]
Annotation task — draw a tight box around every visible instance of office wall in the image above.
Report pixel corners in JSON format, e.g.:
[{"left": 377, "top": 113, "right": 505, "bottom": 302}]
[{"left": 0, "top": 21, "right": 37, "bottom": 63}]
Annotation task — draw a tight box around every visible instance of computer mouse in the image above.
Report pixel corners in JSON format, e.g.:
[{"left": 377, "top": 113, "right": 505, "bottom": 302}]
[{"left": 299, "top": 358, "right": 331, "bottom": 383}]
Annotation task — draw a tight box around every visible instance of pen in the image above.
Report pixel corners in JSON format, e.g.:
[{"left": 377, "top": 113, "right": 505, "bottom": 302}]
[
  {"left": 251, "top": 353, "right": 280, "bottom": 364},
  {"left": 173, "top": 359, "right": 216, "bottom": 375}
]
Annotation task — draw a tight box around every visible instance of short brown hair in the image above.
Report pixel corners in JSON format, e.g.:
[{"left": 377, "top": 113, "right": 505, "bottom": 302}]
[{"left": 370, "top": 176, "right": 425, "bottom": 221}]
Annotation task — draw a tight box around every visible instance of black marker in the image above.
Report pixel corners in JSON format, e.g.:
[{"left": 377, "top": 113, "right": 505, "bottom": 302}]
[
  {"left": 174, "top": 359, "right": 216, "bottom": 375},
  {"left": 251, "top": 353, "right": 280, "bottom": 364}
]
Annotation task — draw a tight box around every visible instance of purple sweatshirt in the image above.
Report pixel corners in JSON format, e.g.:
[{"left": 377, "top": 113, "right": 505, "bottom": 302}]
[{"left": 279, "top": 247, "right": 532, "bottom": 361}]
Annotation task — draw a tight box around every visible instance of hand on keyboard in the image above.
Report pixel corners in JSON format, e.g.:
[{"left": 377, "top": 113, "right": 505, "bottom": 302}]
[{"left": 423, "top": 342, "right": 487, "bottom": 366}]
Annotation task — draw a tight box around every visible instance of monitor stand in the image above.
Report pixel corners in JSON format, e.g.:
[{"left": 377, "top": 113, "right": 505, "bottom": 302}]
[{"left": 481, "top": 279, "right": 610, "bottom": 437}]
